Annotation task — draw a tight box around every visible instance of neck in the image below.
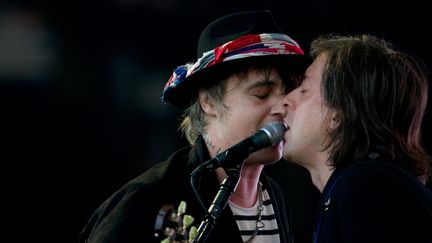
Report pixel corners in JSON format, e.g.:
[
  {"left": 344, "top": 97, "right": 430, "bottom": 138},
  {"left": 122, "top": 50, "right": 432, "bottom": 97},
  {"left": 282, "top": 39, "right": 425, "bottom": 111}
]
[
  {"left": 307, "top": 161, "right": 334, "bottom": 193},
  {"left": 296, "top": 148, "right": 334, "bottom": 192},
  {"left": 216, "top": 164, "right": 264, "bottom": 207}
]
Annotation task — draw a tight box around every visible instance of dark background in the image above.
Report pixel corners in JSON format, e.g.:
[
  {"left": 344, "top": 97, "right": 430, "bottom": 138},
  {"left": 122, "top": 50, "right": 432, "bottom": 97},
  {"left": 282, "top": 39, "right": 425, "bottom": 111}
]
[{"left": 2, "top": 1, "right": 430, "bottom": 242}]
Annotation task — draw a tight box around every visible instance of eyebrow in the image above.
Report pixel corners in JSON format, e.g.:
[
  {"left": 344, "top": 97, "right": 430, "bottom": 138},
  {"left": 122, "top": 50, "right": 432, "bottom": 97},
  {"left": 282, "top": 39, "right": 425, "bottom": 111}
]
[{"left": 246, "top": 80, "right": 277, "bottom": 91}]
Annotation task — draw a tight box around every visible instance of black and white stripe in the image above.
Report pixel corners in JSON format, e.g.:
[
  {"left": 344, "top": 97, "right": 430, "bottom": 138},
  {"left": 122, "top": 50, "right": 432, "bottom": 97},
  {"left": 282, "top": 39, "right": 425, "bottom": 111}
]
[{"left": 228, "top": 183, "right": 280, "bottom": 243}]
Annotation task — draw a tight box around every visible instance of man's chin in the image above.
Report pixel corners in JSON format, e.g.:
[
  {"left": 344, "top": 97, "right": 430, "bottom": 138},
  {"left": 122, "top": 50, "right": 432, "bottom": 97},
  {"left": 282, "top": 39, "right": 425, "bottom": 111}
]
[{"left": 258, "top": 151, "right": 283, "bottom": 164}]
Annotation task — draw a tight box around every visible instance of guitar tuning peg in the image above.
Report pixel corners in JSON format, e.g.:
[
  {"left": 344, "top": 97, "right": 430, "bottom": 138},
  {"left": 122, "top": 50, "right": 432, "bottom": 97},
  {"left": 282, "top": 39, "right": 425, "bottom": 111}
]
[
  {"left": 177, "top": 201, "right": 187, "bottom": 215},
  {"left": 189, "top": 226, "right": 198, "bottom": 242},
  {"left": 160, "top": 237, "right": 171, "bottom": 243},
  {"left": 182, "top": 214, "right": 195, "bottom": 228}
]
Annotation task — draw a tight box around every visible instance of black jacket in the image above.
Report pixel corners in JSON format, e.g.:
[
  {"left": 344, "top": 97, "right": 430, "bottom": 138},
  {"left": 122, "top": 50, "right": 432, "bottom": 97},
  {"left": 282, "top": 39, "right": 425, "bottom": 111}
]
[
  {"left": 80, "top": 137, "right": 294, "bottom": 243},
  {"left": 315, "top": 159, "right": 432, "bottom": 243}
]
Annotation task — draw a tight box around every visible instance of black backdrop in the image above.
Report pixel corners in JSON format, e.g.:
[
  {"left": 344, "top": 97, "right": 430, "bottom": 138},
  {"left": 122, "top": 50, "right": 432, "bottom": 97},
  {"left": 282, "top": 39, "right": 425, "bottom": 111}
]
[{"left": 2, "top": 1, "right": 430, "bottom": 242}]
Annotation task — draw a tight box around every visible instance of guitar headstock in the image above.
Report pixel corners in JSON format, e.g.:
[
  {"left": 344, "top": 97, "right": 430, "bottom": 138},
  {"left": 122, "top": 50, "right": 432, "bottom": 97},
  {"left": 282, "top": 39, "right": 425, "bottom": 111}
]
[{"left": 154, "top": 201, "right": 198, "bottom": 243}]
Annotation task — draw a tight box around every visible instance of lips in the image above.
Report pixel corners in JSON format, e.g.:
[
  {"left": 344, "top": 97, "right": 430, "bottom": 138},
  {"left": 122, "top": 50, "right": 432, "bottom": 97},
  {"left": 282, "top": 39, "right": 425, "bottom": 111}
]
[
  {"left": 284, "top": 122, "right": 290, "bottom": 132},
  {"left": 279, "top": 121, "right": 288, "bottom": 131},
  {"left": 283, "top": 123, "right": 290, "bottom": 143}
]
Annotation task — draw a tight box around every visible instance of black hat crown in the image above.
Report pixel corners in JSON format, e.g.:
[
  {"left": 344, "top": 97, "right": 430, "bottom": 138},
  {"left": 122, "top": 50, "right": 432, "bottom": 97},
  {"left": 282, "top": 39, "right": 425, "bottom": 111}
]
[{"left": 197, "top": 10, "right": 283, "bottom": 58}]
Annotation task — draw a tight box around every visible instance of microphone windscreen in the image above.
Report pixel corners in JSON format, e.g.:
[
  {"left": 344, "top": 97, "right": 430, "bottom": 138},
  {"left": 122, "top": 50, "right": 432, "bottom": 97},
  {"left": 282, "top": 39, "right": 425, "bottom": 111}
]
[{"left": 261, "top": 121, "right": 286, "bottom": 146}]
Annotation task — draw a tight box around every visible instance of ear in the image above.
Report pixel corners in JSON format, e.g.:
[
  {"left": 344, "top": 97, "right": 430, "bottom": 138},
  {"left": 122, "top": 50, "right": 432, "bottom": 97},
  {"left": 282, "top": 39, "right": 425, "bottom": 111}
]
[
  {"left": 329, "top": 109, "right": 339, "bottom": 130},
  {"left": 199, "top": 90, "right": 218, "bottom": 116}
]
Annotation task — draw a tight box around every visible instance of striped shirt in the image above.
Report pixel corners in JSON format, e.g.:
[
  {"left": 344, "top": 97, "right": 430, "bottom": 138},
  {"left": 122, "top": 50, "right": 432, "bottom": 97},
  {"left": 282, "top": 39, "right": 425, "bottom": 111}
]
[{"left": 228, "top": 183, "right": 280, "bottom": 243}]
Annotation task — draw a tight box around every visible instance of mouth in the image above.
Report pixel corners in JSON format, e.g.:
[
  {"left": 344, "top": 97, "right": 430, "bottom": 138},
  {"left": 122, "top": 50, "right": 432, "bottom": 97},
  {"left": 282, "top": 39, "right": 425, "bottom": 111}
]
[
  {"left": 283, "top": 123, "right": 290, "bottom": 142},
  {"left": 283, "top": 121, "right": 290, "bottom": 131},
  {"left": 277, "top": 120, "right": 288, "bottom": 131},
  {"left": 278, "top": 121, "right": 289, "bottom": 141}
]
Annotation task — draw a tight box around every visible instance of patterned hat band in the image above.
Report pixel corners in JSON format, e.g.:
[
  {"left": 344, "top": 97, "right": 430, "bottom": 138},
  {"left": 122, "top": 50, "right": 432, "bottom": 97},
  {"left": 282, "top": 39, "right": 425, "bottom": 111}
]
[{"left": 162, "top": 33, "right": 305, "bottom": 103}]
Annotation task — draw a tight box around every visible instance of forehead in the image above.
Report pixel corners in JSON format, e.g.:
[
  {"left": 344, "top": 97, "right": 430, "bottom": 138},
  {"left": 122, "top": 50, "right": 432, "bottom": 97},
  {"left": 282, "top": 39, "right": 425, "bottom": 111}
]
[
  {"left": 304, "top": 52, "right": 327, "bottom": 85},
  {"left": 226, "top": 67, "right": 284, "bottom": 88}
]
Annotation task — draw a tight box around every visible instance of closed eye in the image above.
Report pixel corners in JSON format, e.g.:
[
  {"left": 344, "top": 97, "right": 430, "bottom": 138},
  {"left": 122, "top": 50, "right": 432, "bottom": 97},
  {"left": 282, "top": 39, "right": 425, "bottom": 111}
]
[{"left": 254, "top": 93, "right": 270, "bottom": 99}]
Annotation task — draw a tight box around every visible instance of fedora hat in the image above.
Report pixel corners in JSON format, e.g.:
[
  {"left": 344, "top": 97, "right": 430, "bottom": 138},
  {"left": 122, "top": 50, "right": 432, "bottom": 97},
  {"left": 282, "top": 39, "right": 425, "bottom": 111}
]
[{"left": 162, "top": 10, "right": 309, "bottom": 107}]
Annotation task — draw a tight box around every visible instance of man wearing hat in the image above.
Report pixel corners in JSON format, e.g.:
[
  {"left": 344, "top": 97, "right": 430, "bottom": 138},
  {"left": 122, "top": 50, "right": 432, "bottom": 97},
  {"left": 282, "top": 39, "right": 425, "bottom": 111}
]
[{"left": 80, "top": 10, "right": 313, "bottom": 243}]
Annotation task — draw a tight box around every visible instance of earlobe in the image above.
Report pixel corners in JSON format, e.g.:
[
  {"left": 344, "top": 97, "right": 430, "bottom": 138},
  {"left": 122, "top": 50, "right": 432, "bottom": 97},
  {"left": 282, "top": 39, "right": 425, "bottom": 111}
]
[{"left": 199, "top": 90, "right": 217, "bottom": 116}]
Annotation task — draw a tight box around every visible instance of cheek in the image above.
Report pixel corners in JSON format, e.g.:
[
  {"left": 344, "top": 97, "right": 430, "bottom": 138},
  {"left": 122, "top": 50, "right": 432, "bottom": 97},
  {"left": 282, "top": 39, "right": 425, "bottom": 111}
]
[{"left": 296, "top": 104, "right": 326, "bottom": 134}]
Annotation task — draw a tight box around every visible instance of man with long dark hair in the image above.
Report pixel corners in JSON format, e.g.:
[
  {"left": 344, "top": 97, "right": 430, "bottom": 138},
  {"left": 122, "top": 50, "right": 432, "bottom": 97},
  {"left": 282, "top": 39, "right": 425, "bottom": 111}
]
[{"left": 282, "top": 34, "right": 432, "bottom": 243}]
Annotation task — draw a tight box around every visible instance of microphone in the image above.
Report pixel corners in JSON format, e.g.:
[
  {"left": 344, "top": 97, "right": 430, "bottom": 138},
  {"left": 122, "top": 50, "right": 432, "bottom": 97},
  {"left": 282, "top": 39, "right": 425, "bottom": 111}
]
[{"left": 191, "top": 121, "right": 286, "bottom": 176}]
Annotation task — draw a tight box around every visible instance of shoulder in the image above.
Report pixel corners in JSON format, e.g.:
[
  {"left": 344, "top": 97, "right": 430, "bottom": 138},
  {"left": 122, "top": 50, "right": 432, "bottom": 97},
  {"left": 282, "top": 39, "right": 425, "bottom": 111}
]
[
  {"left": 338, "top": 160, "right": 425, "bottom": 189},
  {"left": 332, "top": 159, "right": 432, "bottom": 211},
  {"left": 321, "top": 161, "right": 432, "bottom": 242},
  {"left": 80, "top": 147, "right": 192, "bottom": 243},
  {"left": 101, "top": 146, "right": 192, "bottom": 209}
]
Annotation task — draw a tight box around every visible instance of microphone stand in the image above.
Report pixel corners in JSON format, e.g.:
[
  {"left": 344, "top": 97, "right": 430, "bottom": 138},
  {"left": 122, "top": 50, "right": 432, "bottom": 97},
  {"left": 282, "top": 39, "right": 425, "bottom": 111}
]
[{"left": 191, "top": 167, "right": 241, "bottom": 243}]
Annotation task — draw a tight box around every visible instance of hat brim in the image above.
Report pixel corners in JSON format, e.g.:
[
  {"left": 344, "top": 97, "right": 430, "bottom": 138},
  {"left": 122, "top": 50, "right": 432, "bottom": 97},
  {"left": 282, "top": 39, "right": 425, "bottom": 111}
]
[{"left": 165, "top": 54, "right": 312, "bottom": 108}]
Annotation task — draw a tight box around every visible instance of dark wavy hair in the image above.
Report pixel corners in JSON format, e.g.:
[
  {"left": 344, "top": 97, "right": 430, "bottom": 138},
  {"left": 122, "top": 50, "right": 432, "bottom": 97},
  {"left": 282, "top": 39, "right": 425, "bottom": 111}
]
[{"left": 311, "top": 34, "right": 431, "bottom": 177}]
